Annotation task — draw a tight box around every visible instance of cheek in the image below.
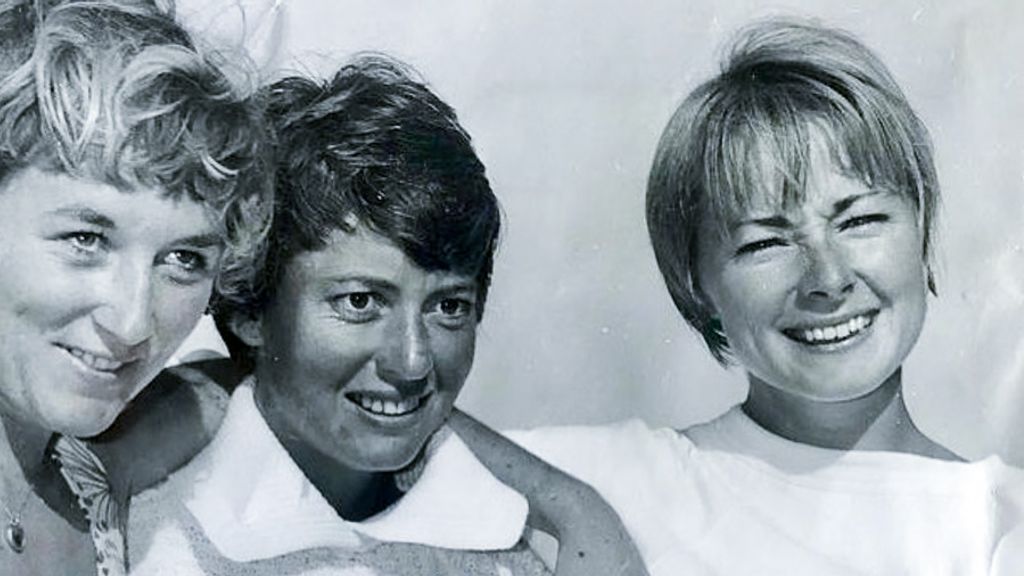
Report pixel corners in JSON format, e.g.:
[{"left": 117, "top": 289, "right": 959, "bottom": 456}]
[
  {"left": 715, "top": 263, "right": 792, "bottom": 328},
  {"left": 264, "top": 312, "right": 374, "bottom": 391},
  {"left": 432, "top": 327, "right": 477, "bottom": 395},
  {"left": 152, "top": 282, "right": 213, "bottom": 350},
  {"left": 857, "top": 231, "right": 928, "bottom": 302}
]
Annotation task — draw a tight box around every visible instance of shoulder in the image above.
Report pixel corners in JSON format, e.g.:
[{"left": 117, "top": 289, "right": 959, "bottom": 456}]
[{"left": 506, "top": 418, "right": 688, "bottom": 470}]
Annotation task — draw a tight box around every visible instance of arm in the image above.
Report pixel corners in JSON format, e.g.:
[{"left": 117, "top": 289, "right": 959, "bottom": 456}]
[
  {"left": 89, "top": 358, "right": 241, "bottom": 497},
  {"left": 447, "top": 409, "right": 649, "bottom": 576}
]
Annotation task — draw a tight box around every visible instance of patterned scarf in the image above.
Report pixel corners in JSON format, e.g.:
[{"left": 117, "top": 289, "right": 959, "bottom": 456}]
[{"left": 52, "top": 435, "right": 127, "bottom": 576}]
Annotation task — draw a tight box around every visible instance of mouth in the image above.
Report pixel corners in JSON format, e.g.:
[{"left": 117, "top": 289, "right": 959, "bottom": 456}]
[
  {"left": 56, "top": 344, "right": 131, "bottom": 374},
  {"left": 345, "top": 391, "right": 430, "bottom": 418},
  {"left": 782, "top": 312, "right": 878, "bottom": 347}
]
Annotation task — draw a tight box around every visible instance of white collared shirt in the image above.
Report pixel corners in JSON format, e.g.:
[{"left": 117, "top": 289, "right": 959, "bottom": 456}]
[{"left": 128, "top": 381, "right": 542, "bottom": 575}]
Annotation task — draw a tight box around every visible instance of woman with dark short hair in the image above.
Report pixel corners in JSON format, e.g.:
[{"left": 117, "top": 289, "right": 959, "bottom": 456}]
[
  {"left": 0, "top": 1, "right": 271, "bottom": 574},
  {"left": 511, "top": 19, "right": 1024, "bottom": 575},
  {"left": 128, "top": 55, "right": 646, "bottom": 576}
]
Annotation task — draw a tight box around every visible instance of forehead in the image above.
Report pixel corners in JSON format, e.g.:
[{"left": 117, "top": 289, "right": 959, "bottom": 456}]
[
  {"left": 0, "top": 166, "right": 216, "bottom": 233},
  {"left": 709, "top": 122, "right": 892, "bottom": 225},
  {"left": 283, "top": 226, "right": 476, "bottom": 289}
]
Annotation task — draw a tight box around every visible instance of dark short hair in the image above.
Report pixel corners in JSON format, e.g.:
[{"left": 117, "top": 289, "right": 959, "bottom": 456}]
[
  {"left": 218, "top": 54, "right": 500, "bottom": 369},
  {"left": 646, "top": 19, "right": 940, "bottom": 364},
  {"left": 0, "top": 0, "right": 273, "bottom": 304}
]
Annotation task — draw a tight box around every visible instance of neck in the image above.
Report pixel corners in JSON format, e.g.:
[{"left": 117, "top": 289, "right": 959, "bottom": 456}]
[
  {"left": 742, "top": 368, "right": 960, "bottom": 460},
  {"left": 0, "top": 405, "right": 89, "bottom": 531},
  {"left": 0, "top": 408, "right": 54, "bottom": 492},
  {"left": 252, "top": 382, "right": 400, "bottom": 522}
]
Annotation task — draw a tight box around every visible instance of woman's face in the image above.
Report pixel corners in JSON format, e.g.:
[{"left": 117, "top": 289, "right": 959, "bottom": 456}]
[
  {"left": 697, "top": 137, "right": 928, "bottom": 402},
  {"left": 0, "top": 167, "right": 223, "bottom": 436},
  {"left": 248, "top": 226, "right": 478, "bottom": 473}
]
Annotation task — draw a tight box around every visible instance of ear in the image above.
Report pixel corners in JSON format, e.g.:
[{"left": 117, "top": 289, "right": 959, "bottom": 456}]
[{"left": 227, "top": 311, "right": 264, "bottom": 348}]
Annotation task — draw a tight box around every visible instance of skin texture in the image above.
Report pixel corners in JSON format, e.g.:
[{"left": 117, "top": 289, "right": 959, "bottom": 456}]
[
  {"left": 233, "top": 225, "right": 479, "bottom": 520},
  {"left": 0, "top": 166, "right": 223, "bottom": 575},
  {"left": 0, "top": 167, "right": 222, "bottom": 438},
  {"left": 448, "top": 410, "right": 649, "bottom": 576},
  {"left": 696, "top": 131, "right": 953, "bottom": 457}
]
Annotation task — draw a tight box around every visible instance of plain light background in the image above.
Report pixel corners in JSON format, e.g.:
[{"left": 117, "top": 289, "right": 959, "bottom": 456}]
[{"left": 176, "top": 0, "right": 1024, "bottom": 464}]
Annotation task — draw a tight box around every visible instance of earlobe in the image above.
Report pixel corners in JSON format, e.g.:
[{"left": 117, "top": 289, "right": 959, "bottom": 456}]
[{"left": 228, "top": 313, "right": 264, "bottom": 348}]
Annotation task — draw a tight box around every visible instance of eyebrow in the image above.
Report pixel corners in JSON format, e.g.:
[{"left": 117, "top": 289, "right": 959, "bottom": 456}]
[
  {"left": 48, "top": 205, "right": 221, "bottom": 248},
  {"left": 327, "top": 275, "right": 478, "bottom": 294},
  {"left": 176, "top": 233, "right": 223, "bottom": 249},
  {"left": 731, "top": 191, "right": 884, "bottom": 231},
  {"left": 48, "top": 206, "right": 115, "bottom": 228},
  {"left": 831, "top": 191, "right": 881, "bottom": 216}
]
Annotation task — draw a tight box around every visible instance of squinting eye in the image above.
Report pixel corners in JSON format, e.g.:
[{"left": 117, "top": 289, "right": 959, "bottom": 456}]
[
  {"left": 735, "top": 237, "right": 787, "bottom": 257},
  {"left": 839, "top": 213, "right": 890, "bottom": 231}
]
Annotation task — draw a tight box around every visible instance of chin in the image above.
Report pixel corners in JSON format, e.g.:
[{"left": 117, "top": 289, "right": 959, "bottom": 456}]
[
  {"left": 358, "top": 438, "right": 431, "bottom": 473},
  {"left": 47, "top": 401, "right": 124, "bottom": 438}
]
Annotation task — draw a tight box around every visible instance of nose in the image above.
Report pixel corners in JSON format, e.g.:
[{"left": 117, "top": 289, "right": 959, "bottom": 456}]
[
  {"left": 375, "top": 311, "right": 434, "bottom": 387},
  {"left": 797, "top": 239, "right": 855, "bottom": 307},
  {"left": 93, "top": 258, "right": 156, "bottom": 350}
]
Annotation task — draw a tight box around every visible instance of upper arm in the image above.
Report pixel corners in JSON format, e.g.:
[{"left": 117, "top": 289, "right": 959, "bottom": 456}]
[{"left": 89, "top": 358, "right": 243, "bottom": 496}]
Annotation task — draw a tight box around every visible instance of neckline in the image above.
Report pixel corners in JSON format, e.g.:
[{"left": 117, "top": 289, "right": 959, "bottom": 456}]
[{"left": 684, "top": 406, "right": 999, "bottom": 493}]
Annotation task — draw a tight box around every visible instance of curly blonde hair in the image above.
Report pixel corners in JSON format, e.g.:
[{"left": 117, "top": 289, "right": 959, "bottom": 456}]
[{"left": 0, "top": 0, "right": 272, "bottom": 304}]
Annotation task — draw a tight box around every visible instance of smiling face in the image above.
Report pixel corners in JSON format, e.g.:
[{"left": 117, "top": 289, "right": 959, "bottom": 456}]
[
  {"left": 244, "top": 226, "right": 478, "bottom": 473},
  {"left": 696, "top": 135, "right": 929, "bottom": 402},
  {"left": 0, "top": 167, "right": 223, "bottom": 437}
]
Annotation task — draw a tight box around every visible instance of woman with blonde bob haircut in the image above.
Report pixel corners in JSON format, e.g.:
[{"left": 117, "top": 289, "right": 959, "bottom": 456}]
[
  {"left": 513, "top": 19, "right": 1024, "bottom": 574},
  {"left": 0, "top": 1, "right": 270, "bottom": 574}
]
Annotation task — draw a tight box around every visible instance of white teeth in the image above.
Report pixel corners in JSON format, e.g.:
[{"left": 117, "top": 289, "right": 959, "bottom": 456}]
[
  {"left": 65, "top": 346, "right": 124, "bottom": 372},
  {"left": 795, "top": 315, "right": 873, "bottom": 345},
  {"left": 352, "top": 393, "right": 421, "bottom": 417}
]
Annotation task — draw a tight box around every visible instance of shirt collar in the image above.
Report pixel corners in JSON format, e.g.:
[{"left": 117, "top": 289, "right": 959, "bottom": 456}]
[{"left": 183, "top": 380, "right": 528, "bottom": 562}]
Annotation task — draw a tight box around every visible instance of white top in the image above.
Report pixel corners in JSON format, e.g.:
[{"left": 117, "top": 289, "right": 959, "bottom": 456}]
[
  {"left": 509, "top": 407, "right": 1024, "bottom": 576},
  {"left": 129, "top": 382, "right": 545, "bottom": 575}
]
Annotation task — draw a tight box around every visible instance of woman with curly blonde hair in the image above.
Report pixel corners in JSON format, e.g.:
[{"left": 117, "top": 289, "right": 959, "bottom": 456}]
[{"left": 0, "top": 1, "right": 271, "bottom": 574}]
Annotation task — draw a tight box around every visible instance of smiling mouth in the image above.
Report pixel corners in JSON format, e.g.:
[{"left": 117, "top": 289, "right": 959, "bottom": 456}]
[
  {"left": 58, "top": 344, "right": 129, "bottom": 373},
  {"left": 783, "top": 312, "right": 877, "bottom": 346},
  {"left": 346, "top": 392, "right": 429, "bottom": 417}
]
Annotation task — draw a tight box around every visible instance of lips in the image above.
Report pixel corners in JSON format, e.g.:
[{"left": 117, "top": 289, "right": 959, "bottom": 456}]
[
  {"left": 346, "top": 391, "right": 429, "bottom": 417},
  {"left": 783, "top": 312, "right": 877, "bottom": 346}
]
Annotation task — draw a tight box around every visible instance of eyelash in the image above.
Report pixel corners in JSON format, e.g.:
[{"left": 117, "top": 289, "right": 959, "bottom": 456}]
[
  {"left": 62, "top": 231, "right": 106, "bottom": 255},
  {"left": 330, "top": 293, "right": 477, "bottom": 327},
  {"left": 735, "top": 237, "right": 786, "bottom": 256},
  {"left": 161, "top": 250, "right": 213, "bottom": 285},
  {"left": 57, "top": 232, "right": 213, "bottom": 283},
  {"left": 735, "top": 213, "right": 892, "bottom": 256},
  {"left": 332, "top": 292, "right": 384, "bottom": 323},
  {"left": 434, "top": 297, "right": 475, "bottom": 328},
  {"left": 838, "top": 213, "right": 890, "bottom": 231}
]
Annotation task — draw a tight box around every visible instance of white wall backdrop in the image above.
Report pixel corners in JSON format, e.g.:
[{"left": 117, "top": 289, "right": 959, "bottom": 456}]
[{"left": 177, "top": 0, "right": 1024, "bottom": 464}]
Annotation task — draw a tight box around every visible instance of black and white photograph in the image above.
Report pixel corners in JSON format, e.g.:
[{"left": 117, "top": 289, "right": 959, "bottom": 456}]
[{"left": 0, "top": 1, "right": 1021, "bottom": 574}]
